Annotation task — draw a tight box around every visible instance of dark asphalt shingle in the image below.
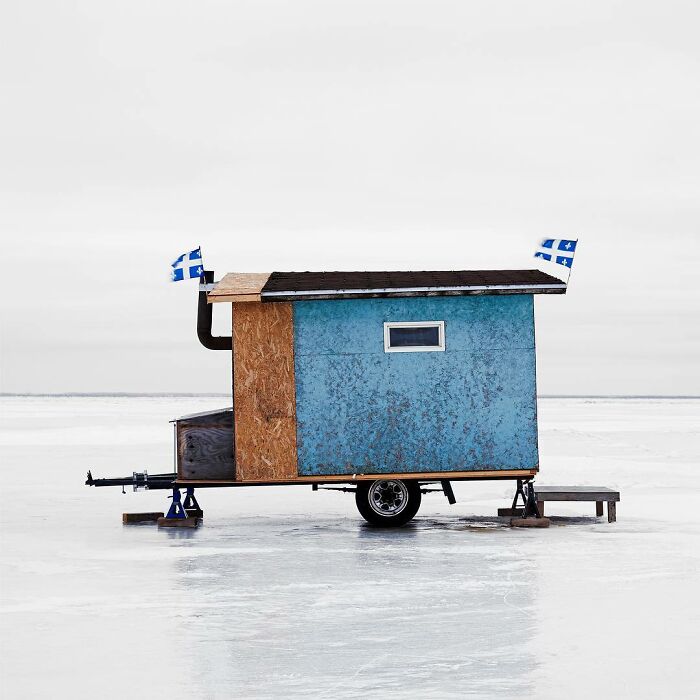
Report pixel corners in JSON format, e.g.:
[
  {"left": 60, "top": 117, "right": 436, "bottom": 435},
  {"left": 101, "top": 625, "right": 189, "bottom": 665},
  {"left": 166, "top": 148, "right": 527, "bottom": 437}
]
[{"left": 261, "top": 269, "right": 565, "bottom": 300}]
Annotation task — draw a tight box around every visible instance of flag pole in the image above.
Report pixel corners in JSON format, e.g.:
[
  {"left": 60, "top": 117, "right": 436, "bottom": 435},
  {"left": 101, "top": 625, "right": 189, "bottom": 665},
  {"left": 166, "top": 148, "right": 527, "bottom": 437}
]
[{"left": 564, "top": 239, "right": 578, "bottom": 289}]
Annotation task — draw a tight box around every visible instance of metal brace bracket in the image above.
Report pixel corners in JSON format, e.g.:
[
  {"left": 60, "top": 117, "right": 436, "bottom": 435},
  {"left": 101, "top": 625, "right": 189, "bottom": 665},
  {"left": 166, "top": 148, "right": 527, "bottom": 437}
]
[{"left": 440, "top": 480, "right": 456, "bottom": 505}]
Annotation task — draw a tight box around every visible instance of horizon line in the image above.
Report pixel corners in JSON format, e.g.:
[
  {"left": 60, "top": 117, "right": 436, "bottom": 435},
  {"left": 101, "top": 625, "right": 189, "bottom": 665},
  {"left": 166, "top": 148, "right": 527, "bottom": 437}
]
[{"left": 1, "top": 392, "right": 699, "bottom": 400}]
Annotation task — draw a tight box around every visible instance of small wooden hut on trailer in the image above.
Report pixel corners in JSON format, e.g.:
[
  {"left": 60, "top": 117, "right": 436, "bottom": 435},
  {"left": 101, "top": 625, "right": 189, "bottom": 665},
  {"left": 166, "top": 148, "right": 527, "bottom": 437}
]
[{"left": 169, "top": 268, "right": 566, "bottom": 525}]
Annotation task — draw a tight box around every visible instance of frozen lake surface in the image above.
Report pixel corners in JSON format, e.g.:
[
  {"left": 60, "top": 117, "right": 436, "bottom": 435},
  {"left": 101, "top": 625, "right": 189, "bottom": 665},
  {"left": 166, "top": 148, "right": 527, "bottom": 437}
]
[{"left": 1, "top": 396, "right": 699, "bottom": 699}]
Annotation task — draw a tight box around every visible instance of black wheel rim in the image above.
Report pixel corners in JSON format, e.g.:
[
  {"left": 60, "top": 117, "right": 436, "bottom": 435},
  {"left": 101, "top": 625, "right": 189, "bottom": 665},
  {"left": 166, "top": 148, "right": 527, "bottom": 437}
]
[{"left": 368, "top": 480, "right": 409, "bottom": 517}]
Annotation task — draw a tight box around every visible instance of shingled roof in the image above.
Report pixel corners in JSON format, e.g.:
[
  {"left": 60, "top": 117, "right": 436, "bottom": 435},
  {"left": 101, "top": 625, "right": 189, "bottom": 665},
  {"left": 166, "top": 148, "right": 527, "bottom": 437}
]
[
  {"left": 259, "top": 269, "right": 566, "bottom": 301},
  {"left": 207, "top": 269, "right": 566, "bottom": 303}
]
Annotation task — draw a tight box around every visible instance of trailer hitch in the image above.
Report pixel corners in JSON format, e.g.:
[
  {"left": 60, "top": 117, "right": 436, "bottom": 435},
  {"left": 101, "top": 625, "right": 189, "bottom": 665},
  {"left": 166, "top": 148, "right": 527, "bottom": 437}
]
[{"left": 85, "top": 470, "right": 176, "bottom": 490}]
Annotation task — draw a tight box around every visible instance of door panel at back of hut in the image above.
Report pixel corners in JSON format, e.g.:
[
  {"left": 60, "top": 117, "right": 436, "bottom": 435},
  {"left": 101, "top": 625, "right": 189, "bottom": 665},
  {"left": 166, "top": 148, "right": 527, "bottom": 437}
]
[{"left": 292, "top": 295, "right": 538, "bottom": 476}]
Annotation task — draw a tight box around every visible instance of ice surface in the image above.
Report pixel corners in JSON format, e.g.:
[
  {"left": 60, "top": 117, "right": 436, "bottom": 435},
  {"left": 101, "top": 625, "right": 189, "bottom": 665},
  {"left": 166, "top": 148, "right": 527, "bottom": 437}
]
[{"left": 1, "top": 396, "right": 699, "bottom": 699}]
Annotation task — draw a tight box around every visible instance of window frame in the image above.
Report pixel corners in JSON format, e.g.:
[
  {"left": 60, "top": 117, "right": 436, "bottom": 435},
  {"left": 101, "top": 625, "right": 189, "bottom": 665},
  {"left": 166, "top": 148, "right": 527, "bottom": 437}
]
[{"left": 383, "top": 321, "right": 446, "bottom": 353}]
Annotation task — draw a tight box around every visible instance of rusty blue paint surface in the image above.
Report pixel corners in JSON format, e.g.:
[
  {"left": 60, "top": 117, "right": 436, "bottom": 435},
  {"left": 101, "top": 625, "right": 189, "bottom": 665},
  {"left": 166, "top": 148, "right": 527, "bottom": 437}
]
[{"left": 293, "top": 296, "right": 538, "bottom": 475}]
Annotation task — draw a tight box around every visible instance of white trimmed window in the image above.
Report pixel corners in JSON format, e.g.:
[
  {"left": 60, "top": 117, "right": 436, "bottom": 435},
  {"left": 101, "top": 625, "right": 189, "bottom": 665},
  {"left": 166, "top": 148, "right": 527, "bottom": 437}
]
[{"left": 383, "top": 321, "right": 445, "bottom": 353}]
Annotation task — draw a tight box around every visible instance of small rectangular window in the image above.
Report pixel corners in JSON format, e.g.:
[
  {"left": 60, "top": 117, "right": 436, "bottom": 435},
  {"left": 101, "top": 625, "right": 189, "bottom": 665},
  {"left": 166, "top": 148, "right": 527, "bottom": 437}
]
[{"left": 384, "top": 321, "right": 445, "bottom": 353}]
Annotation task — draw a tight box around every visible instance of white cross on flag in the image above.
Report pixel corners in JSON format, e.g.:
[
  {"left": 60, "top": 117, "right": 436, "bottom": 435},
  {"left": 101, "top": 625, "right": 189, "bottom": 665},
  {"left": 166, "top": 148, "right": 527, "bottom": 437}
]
[
  {"left": 534, "top": 239, "right": 577, "bottom": 268},
  {"left": 171, "top": 247, "right": 204, "bottom": 282}
]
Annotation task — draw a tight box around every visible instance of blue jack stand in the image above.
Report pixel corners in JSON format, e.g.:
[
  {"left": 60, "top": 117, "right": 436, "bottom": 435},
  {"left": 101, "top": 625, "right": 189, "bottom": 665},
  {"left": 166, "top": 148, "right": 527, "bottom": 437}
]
[
  {"left": 165, "top": 488, "right": 187, "bottom": 519},
  {"left": 158, "top": 489, "right": 198, "bottom": 528},
  {"left": 183, "top": 487, "right": 203, "bottom": 518}
]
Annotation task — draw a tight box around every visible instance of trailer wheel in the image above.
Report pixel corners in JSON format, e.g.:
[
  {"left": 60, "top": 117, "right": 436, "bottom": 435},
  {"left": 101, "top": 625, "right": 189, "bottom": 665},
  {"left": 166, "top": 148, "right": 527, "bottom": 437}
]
[{"left": 355, "top": 479, "right": 421, "bottom": 527}]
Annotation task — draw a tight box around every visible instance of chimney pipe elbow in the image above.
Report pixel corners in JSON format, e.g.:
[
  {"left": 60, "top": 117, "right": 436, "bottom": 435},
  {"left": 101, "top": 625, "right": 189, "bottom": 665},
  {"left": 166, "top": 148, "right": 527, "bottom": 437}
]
[{"left": 197, "top": 271, "right": 232, "bottom": 351}]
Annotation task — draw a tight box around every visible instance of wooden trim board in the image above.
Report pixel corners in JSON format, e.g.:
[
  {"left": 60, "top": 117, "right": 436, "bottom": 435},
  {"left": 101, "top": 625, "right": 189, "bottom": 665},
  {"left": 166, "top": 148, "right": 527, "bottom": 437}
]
[
  {"left": 209, "top": 272, "right": 271, "bottom": 303},
  {"left": 176, "top": 469, "right": 538, "bottom": 487}
]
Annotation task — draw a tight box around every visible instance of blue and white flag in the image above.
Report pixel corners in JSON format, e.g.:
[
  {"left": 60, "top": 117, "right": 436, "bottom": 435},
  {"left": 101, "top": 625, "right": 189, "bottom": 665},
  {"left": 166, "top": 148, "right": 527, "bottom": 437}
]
[
  {"left": 171, "top": 247, "right": 204, "bottom": 282},
  {"left": 534, "top": 239, "right": 577, "bottom": 268}
]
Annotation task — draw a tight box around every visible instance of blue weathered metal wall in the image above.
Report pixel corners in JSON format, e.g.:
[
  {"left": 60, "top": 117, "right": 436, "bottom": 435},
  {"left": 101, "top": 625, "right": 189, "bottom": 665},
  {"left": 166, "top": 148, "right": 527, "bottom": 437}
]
[{"left": 293, "top": 295, "right": 538, "bottom": 475}]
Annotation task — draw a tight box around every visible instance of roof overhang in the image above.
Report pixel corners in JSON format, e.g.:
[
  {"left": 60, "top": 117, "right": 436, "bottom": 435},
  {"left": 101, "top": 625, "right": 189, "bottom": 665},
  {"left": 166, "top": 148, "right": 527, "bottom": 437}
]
[
  {"left": 208, "top": 270, "right": 567, "bottom": 303},
  {"left": 261, "top": 283, "right": 566, "bottom": 301}
]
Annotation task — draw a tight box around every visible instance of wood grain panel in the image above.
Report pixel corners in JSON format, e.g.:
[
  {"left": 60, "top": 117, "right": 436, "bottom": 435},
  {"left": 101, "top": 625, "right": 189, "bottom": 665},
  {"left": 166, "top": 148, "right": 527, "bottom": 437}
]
[
  {"left": 209, "top": 272, "right": 271, "bottom": 303},
  {"left": 233, "top": 301, "right": 298, "bottom": 481},
  {"left": 178, "top": 427, "right": 234, "bottom": 479},
  {"left": 176, "top": 408, "right": 235, "bottom": 480}
]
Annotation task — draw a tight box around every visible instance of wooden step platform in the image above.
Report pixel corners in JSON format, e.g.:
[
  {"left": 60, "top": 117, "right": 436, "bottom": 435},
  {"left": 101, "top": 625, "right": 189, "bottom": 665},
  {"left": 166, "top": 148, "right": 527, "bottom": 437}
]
[{"left": 534, "top": 486, "right": 620, "bottom": 522}]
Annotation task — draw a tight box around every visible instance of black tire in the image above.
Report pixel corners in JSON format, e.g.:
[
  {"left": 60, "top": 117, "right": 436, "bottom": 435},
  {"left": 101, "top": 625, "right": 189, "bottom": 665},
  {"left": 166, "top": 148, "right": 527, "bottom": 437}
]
[{"left": 355, "top": 479, "right": 422, "bottom": 527}]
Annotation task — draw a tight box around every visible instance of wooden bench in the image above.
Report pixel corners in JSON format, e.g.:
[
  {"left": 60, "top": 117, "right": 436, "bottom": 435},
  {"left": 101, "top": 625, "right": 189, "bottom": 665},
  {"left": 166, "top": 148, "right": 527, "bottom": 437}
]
[{"left": 534, "top": 486, "right": 620, "bottom": 522}]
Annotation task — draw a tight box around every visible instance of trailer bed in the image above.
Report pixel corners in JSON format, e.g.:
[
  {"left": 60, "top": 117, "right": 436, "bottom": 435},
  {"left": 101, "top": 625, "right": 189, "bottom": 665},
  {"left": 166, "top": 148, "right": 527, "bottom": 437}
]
[{"left": 175, "top": 468, "right": 538, "bottom": 488}]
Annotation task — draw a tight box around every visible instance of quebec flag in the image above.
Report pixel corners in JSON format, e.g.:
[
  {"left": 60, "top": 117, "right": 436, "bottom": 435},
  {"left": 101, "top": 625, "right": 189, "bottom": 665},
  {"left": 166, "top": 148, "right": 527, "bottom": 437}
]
[
  {"left": 171, "top": 247, "right": 204, "bottom": 282},
  {"left": 534, "top": 239, "right": 577, "bottom": 268}
]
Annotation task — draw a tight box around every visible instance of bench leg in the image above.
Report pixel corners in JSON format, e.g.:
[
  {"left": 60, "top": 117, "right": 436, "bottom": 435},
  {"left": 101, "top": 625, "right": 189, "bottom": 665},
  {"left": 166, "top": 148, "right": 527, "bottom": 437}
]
[
  {"left": 607, "top": 501, "right": 616, "bottom": 523},
  {"left": 537, "top": 501, "right": 544, "bottom": 516},
  {"left": 596, "top": 501, "right": 604, "bottom": 517}
]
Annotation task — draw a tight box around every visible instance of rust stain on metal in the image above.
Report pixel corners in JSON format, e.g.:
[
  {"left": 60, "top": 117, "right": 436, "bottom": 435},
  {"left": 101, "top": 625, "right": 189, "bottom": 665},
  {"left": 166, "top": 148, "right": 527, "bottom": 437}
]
[{"left": 232, "top": 301, "right": 298, "bottom": 481}]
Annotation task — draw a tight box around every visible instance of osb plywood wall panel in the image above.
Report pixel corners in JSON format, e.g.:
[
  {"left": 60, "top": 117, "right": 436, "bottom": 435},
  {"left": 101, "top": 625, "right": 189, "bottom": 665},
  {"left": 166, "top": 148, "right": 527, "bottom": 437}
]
[{"left": 233, "top": 301, "right": 298, "bottom": 481}]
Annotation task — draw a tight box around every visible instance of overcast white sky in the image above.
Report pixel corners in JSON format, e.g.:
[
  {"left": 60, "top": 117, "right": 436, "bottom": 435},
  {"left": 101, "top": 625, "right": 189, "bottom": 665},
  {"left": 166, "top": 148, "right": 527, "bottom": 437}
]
[{"left": 1, "top": 1, "right": 698, "bottom": 395}]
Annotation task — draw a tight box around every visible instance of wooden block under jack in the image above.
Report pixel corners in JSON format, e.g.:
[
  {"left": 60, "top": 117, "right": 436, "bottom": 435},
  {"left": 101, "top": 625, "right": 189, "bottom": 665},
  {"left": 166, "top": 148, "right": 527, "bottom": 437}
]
[
  {"left": 510, "top": 517, "right": 550, "bottom": 528},
  {"left": 157, "top": 516, "right": 199, "bottom": 528},
  {"left": 123, "top": 512, "right": 164, "bottom": 524},
  {"left": 498, "top": 507, "right": 524, "bottom": 517},
  {"left": 186, "top": 509, "right": 204, "bottom": 518}
]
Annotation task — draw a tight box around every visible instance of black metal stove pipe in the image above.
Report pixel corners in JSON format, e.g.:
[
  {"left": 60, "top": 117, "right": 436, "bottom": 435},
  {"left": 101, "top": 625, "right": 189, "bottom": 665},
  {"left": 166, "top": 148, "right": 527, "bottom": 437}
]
[{"left": 197, "top": 270, "right": 232, "bottom": 351}]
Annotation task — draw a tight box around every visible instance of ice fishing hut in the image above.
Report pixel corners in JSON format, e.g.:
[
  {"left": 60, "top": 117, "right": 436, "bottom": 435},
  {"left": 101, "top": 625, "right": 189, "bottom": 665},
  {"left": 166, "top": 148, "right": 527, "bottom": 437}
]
[
  {"left": 87, "top": 268, "right": 568, "bottom": 525},
  {"left": 161, "top": 268, "right": 566, "bottom": 525}
]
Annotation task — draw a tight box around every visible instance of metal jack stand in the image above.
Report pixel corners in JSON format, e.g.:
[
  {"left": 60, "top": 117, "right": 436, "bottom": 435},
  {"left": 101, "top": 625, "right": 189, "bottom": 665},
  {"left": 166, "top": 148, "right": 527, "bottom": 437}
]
[
  {"left": 512, "top": 478, "right": 528, "bottom": 513},
  {"left": 183, "top": 487, "right": 203, "bottom": 518},
  {"left": 521, "top": 481, "right": 542, "bottom": 519},
  {"left": 498, "top": 478, "right": 528, "bottom": 517},
  {"left": 510, "top": 479, "right": 549, "bottom": 528},
  {"left": 165, "top": 488, "right": 187, "bottom": 519},
  {"left": 498, "top": 479, "right": 542, "bottom": 518},
  {"left": 158, "top": 489, "right": 198, "bottom": 528}
]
